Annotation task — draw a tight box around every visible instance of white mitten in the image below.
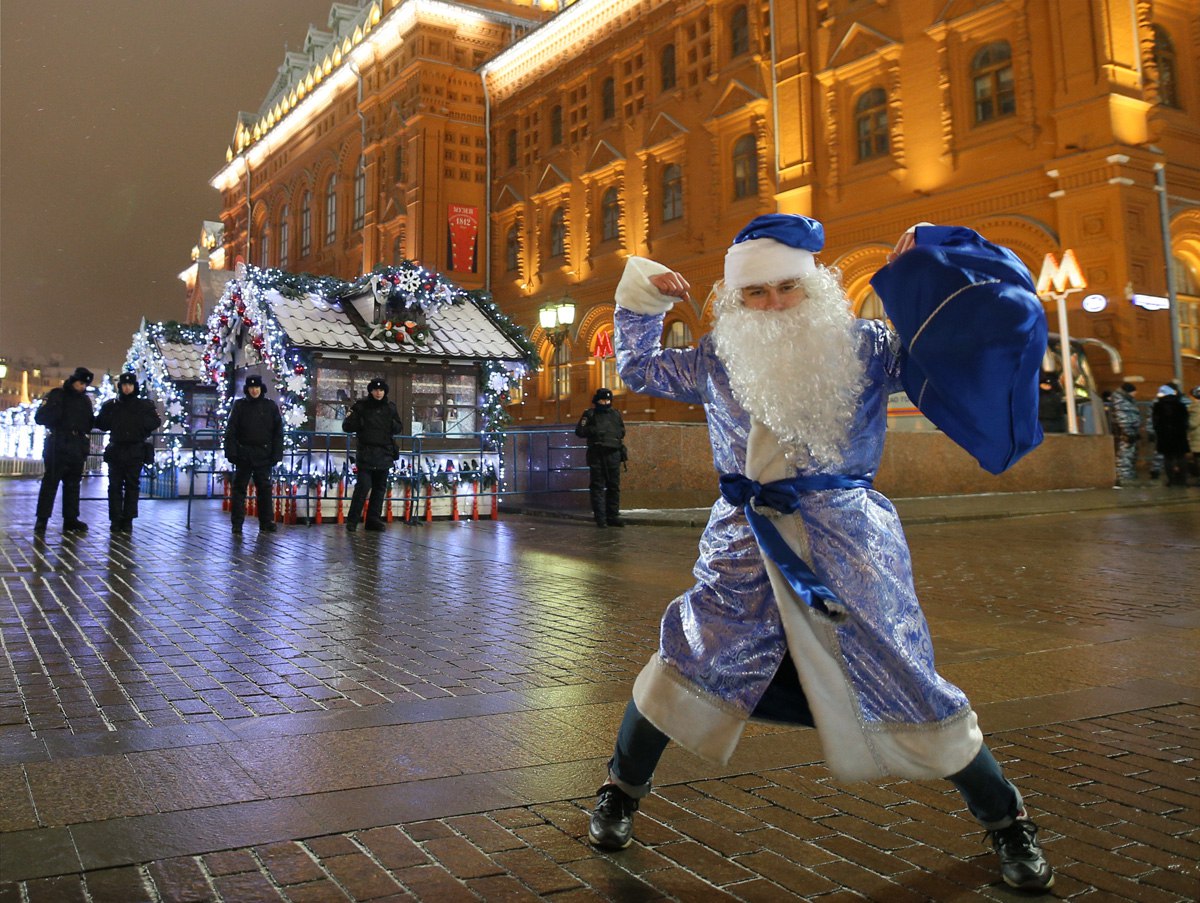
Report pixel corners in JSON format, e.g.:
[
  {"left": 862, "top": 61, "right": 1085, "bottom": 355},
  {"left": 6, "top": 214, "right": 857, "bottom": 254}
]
[{"left": 615, "top": 256, "right": 677, "bottom": 315}]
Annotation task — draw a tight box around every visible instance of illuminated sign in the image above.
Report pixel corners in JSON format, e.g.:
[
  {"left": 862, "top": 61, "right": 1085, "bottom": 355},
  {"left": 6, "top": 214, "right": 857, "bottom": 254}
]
[
  {"left": 1131, "top": 294, "right": 1169, "bottom": 311},
  {"left": 1081, "top": 294, "right": 1107, "bottom": 313},
  {"left": 1036, "top": 249, "right": 1086, "bottom": 296}
]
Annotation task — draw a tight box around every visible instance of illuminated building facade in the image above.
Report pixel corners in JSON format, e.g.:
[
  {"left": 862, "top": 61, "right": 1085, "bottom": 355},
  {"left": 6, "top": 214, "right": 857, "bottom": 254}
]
[{"left": 211, "top": 0, "right": 1200, "bottom": 427}]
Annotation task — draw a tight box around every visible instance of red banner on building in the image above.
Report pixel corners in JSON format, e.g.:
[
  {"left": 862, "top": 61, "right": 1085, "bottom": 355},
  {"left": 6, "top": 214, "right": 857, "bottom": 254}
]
[{"left": 447, "top": 204, "right": 479, "bottom": 273}]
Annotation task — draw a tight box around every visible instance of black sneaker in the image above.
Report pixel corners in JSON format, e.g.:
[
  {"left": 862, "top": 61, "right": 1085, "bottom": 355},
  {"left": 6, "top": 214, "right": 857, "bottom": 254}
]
[
  {"left": 34, "top": 520, "right": 48, "bottom": 535},
  {"left": 345, "top": 521, "right": 358, "bottom": 533},
  {"left": 588, "top": 784, "right": 638, "bottom": 851},
  {"left": 607, "top": 517, "right": 626, "bottom": 527},
  {"left": 988, "top": 818, "right": 1054, "bottom": 892},
  {"left": 63, "top": 520, "right": 89, "bottom": 532},
  {"left": 260, "top": 521, "right": 278, "bottom": 533},
  {"left": 364, "top": 519, "right": 386, "bottom": 532},
  {"left": 231, "top": 523, "right": 244, "bottom": 536}
]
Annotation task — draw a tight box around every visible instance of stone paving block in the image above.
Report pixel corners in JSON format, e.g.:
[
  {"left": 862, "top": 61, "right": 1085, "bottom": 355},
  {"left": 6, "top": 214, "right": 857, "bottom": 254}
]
[
  {"left": 490, "top": 848, "right": 583, "bottom": 896},
  {"left": 23, "top": 874, "right": 87, "bottom": 903},
  {"left": 444, "top": 814, "right": 527, "bottom": 853},
  {"left": 281, "top": 878, "right": 352, "bottom": 902},
  {"left": 354, "top": 826, "right": 430, "bottom": 871},
  {"left": 145, "top": 856, "right": 212, "bottom": 902},
  {"left": 423, "top": 835, "right": 506, "bottom": 880},
  {"left": 733, "top": 849, "right": 839, "bottom": 896},
  {"left": 320, "top": 851, "right": 406, "bottom": 899},
  {"left": 210, "top": 869, "right": 288, "bottom": 902},
  {"left": 392, "top": 864, "right": 479, "bottom": 901},
  {"left": 81, "top": 866, "right": 155, "bottom": 903},
  {"left": 461, "top": 874, "right": 543, "bottom": 902}
]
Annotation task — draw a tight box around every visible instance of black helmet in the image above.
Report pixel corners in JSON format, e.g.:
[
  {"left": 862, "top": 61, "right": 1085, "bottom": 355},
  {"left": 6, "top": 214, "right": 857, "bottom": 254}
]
[
  {"left": 593, "top": 387, "right": 613, "bottom": 403},
  {"left": 117, "top": 372, "right": 138, "bottom": 387},
  {"left": 70, "top": 366, "right": 94, "bottom": 386},
  {"left": 367, "top": 378, "right": 388, "bottom": 395}
]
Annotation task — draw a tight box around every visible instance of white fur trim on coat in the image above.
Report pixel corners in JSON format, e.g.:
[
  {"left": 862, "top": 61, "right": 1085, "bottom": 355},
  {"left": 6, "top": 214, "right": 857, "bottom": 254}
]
[{"left": 615, "top": 256, "right": 677, "bottom": 315}]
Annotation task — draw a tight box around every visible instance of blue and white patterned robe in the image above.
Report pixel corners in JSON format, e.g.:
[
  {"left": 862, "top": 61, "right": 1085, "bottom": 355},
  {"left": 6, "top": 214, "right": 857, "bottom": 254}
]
[{"left": 615, "top": 265, "right": 985, "bottom": 781}]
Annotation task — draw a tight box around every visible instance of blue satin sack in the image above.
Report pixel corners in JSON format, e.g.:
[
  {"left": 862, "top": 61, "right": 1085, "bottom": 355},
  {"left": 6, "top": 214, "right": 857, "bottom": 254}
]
[{"left": 870, "top": 226, "right": 1046, "bottom": 474}]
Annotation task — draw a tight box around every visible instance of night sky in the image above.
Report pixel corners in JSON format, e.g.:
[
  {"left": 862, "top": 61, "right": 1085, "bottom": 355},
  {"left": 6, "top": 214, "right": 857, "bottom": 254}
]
[{"left": 1, "top": 0, "right": 337, "bottom": 375}]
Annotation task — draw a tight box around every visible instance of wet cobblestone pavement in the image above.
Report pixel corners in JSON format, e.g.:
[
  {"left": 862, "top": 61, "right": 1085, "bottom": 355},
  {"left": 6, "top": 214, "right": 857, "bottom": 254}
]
[{"left": 1, "top": 479, "right": 1197, "bottom": 901}]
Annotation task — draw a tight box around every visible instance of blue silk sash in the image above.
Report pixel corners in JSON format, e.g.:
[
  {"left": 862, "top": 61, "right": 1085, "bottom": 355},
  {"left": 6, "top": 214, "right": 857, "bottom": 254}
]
[{"left": 719, "top": 472, "right": 873, "bottom": 617}]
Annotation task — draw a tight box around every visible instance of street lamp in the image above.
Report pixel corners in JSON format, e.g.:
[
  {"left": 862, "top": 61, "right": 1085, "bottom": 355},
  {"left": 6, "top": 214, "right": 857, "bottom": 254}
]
[{"left": 539, "top": 298, "right": 576, "bottom": 423}]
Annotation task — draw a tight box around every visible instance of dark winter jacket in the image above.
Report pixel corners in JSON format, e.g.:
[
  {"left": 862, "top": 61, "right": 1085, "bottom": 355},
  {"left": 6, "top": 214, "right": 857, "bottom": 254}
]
[
  {"left": 1151, "top": 394, "right": 1190, "bottom": 456},
  {"left": 576, "top": 404, "right": 625, "bottom": 452},
  {"left": 225, "top": 393, "right": 284, "bottom": 465},
  {"left": 97, "top": 389, "right": 162, "bottom": 468},
  {"left": 34, "top": 381, "right": 95, "bottom": 464},
  {"left": 343, "top": 396, "right": 403, "bottom": 471}
]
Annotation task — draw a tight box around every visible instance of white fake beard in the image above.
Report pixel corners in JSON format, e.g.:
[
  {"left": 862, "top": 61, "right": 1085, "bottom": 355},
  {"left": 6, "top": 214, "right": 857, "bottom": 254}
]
[{"left": 712, "top": 267, "right": 866, "bottom": 468}]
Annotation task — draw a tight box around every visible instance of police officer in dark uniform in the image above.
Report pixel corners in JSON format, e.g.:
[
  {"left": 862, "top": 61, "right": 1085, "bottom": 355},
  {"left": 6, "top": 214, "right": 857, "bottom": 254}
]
[
  {"left": 224, "top": 374, "right": 284, "bottom": 535},
  {"left": 576, "top": 387, "right": 626, "bottom": 527},
  {"left": 96, "top": 372, "right": 162, "bottom": 533},
  {"left": 342, "top": 378, "right": 403, "bottom": 532},
  {"left": 34, "top": 366, "right": 96, "bottom": 534}
]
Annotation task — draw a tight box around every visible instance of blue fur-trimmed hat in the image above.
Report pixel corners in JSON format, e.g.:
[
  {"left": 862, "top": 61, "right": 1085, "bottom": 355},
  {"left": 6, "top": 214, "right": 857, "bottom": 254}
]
[{"left": 725, "top": 214, "right": 825, "bottom": 289}]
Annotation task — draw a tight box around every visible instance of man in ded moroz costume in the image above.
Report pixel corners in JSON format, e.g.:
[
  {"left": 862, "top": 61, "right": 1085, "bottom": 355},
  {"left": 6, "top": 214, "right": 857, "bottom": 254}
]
[{"left": 587, "top": 215, "right": 1054, "bottom": 892}]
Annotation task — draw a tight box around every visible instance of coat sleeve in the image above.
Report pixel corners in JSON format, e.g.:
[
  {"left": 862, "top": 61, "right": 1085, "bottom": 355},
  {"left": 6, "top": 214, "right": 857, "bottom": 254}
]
[
  {"left": 272, "top": 405, "right": 285, "bottom": 463},
  {"left": 95, "top": 401, "right": 114, "bottom": 433},
  {"left": 614, "top": 308, "right": 706, "bottom": 405},
  {"left": 34, "top": 390, "right": 63, "bottom": 428},
  {"left": 224, "top": 402, "right": 240, "bottom": 461},
  {"left": 869, "top": 225, "right": 1046, "bottom": 474},
  {"left": 143, "top": 402, "right": 162, "bottom": 435},
  {"left": 342, "top": 401, "right": 361, "bottom": 433},
  {"left": 575, "top": 410, "right": 594, "bottom": 439}
]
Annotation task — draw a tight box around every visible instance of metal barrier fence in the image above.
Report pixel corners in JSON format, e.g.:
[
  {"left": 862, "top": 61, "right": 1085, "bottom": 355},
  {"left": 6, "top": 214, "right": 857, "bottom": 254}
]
[{"left": 8, "top": 427, "right": 594, "bottom": 528}]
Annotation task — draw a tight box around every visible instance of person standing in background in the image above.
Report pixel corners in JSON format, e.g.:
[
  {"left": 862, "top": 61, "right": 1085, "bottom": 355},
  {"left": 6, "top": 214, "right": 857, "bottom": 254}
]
[
  {"left": 342, "top": 378, "right": 403, "bottom": 532},
  {"left": 225, "top": 375, "right": 284, "bottom": 535},
  {"left": 576, "top": 388, "right": 626, "bottom": 527},
  {"left": 96, "top": 372, "right": 162, "bottom": 533},
  {"left": 33, "top": 367, "right": 96, "bottom": 534}
]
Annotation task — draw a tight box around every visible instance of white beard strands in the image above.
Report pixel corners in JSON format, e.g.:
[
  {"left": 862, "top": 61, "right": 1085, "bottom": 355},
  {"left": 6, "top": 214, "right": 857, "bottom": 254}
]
[{"left": 712, "top": 267, "right": 867, "bottom": 469}]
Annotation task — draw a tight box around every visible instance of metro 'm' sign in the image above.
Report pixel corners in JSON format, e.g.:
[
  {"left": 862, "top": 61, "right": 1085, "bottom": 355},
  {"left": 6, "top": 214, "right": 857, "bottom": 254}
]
[{"left": 1036, "top": 249, "right": 1087, "bottom": 296}]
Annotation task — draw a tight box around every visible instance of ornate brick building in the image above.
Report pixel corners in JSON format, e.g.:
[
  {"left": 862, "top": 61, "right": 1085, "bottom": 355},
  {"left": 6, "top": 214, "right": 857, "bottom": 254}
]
[{"left": 209, "top": 0, "right": 1200, "bottom": 427}]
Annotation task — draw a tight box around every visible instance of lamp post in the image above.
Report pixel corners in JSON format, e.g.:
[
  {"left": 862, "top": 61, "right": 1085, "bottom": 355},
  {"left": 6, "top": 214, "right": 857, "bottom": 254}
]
[
  {"left": 539, "top": 298, "right": 575, "bottom": 423},
  {"left": 1036, "top": 249, "right": 1087, "bottom": 434}
]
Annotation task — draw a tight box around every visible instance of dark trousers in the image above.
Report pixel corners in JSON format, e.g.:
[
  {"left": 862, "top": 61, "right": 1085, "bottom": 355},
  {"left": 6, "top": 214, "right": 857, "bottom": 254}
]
[
  {"left": 1162, "top": 453, "right": 1188, "bottom": 486},
  {"left": 609, "top": 698, "right": 1023, "bottom": 830},
  {"left": 36, "top": 450, "right": 85, "bottom": 523},
  {"left": 231, "top": 462, "right": 274, "bottom": 526},
  {"left": 108, "top": 462, "right": 142, "bottom": 524},
  {"left": 348, "top": 469, "right": 388, "bottom": 523},
  {"left": 587, "top": 448, "right": 622, "bottom": 524}
]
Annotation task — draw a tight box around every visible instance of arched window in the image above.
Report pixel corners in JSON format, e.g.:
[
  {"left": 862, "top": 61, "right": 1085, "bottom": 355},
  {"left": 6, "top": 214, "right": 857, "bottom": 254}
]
[
  {"left": 733, "top": 134, "right": 758, "bottom": 200},
  {"left": 664, "top": 320, "right": 692, "bottom": 348},
  {"left": 972, "top": 41, "right": 1015, "bottom": 124},
  {"left": 553, "top": 340, "right": 571, "bottom": 400},
  {"left": 730, "top": 5, "right": 750, "bottom": 57},
  {"left": 324, "top": 174, "right": 338, "bottom": 245},
  {"left": 549, "top": 207, "right": 566, "bottom": 258},
  {"left": 855, "top": 88, "right": 889, "bottom": 161},
  {"left": 602, "top": 77, "right": 616, "bottom": 120},
  {"left": 505, "top": 224, "right": 520, "bottom": 272},
  {"left": 300, "top": 191, "right": 312, "bottom": 256},
  {"left": 601, "top": 187, "right": 621, "bottom": 242},
  {"left": 660, "top": 44, "right": 677, "bottom": 91},
  {"left": 662, "top": 164, "right": 683, "bottom": 222},
  {"left": 856, "top": 291, "right": 887, "bottom": 322},
  {"left": 595, "top": 330, "right": 626, "bottom": 394},
  {"left": 353, "top": 158, "right": 366, "bottom": 230},
  {"left": 550, "top": 105, "right": 563, "bottom": 146},
  {"left": 259, "top": 224, "right": 270, "bottom": 268},
  {"left": 1153, "top": 26, "right": 1180, "bottom": 108},
  {"left": 507, "top": 129, "right": 518, "bottom": 167},
  {"left": 278, "top": 205, "right": 289, "bottom": 266}
]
